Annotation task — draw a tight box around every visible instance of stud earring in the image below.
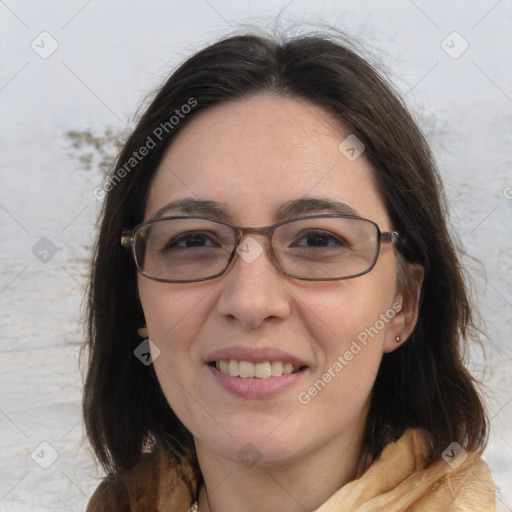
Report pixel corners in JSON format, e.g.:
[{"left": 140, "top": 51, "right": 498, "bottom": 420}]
[{"left": 395, "top": 336, "right": 401, "bottom": 342}]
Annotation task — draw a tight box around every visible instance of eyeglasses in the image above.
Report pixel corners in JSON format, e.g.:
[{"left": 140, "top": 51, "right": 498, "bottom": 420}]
[{"left": 121, "top": 214, "right": 399, "bottom": 283}]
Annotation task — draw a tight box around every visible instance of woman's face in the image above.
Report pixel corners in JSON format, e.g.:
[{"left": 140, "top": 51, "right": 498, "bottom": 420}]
[{"left": 138, "top": 94, "right": 412, "bottom": 468}]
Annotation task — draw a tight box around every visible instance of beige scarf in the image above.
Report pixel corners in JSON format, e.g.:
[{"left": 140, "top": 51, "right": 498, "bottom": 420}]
[
  {"left": 314, "top": 429, "right": 496, "bottom": 511},
  {"left": 87, "top": 428, "right": 497, "bottom": 512}
]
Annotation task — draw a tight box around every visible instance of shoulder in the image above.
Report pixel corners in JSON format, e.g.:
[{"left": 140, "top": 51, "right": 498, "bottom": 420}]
[{"left": 86, "top": 448, "right": 198, "bottom": 512}]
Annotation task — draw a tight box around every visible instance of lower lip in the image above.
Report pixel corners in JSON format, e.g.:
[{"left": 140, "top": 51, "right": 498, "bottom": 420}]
[{"left": 207, "top": 365, "right": 308, "bottom": 399}]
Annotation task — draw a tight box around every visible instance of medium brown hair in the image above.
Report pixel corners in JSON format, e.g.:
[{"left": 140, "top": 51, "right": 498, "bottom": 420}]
[{"left": 83, "top": 31, "right": 488, "bottom": 474}]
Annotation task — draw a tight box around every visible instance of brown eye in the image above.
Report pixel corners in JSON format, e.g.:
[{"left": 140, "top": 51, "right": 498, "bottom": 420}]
[
  {"left": 166, "top": 232, "right": 220, "bottom": 249},
  {"left": 292, "top": 230, "right": 348, "bottom": 248}
]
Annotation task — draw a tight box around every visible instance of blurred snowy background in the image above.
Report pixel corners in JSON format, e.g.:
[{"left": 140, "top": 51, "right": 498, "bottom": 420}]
[{"left": 0, "top": 1, "right": 511, "bottom": 510}]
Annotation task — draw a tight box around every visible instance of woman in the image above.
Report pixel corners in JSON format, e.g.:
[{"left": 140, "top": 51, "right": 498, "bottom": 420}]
[{"left": 84, "top": 31, "right": 496, "bottom": 511}]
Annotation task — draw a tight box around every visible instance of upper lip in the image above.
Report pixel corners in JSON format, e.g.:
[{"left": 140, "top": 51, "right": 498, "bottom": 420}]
[{"left": 206, "top": 346, "right": 309, "bottom": 367}]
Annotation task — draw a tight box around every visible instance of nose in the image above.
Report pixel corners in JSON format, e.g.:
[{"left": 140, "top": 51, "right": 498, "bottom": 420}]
[{"left": 216, "top": 235, "right": 291, "bottom": 329}]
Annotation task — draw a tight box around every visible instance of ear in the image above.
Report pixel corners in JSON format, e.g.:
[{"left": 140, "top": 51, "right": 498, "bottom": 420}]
[
  {"left": 384, "top": 262, "right": 424, "bottom": 353},
  {"left": 137, "top": 326, "right": 149, "bottom": 339}
]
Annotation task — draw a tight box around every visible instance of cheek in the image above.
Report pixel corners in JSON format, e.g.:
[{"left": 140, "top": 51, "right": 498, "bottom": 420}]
[
  {"left": 137, "top": 281, "right": 216, "bottom": 427},
  {"left": 294, "top": 260, "right": 398, "bottom": 396},
  {"left": 137, "top": 280, "right": 216, "bottom": 412},
  {"left": 137, "top": 280, "right": 215, "bottom": 345},
  {"left": 297, "top": 275, "right": 397, "bottom": 346},
  {"left": 295, "top": 283, "right": 394, "bottom": 422}
]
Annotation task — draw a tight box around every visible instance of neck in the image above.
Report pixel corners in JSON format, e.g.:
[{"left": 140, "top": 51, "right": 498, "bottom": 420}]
[{"left": 195, "top": 417, "right": 368, "bottom": 512}]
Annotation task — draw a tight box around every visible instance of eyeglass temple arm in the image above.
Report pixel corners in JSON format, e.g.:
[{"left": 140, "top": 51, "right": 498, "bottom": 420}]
[
  {"left": 121, "top": 231, "right": 133, "bottom": 248},
  {"left": 382, "top": 231, "right": 400, "bottom": 244}
]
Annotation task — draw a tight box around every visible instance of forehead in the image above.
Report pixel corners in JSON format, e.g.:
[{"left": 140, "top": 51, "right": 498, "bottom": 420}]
[{"left": 145, "top": 94, "right": 390, "bottom": 227}]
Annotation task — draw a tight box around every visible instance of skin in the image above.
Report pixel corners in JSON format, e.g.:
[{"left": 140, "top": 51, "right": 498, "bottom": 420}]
[{"left": 137, "top": 94, "right": 422, "bottom": 512}]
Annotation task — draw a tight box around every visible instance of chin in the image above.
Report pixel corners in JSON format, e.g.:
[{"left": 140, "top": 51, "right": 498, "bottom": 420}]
[{"left": 198, "top": 425, "right": 305, "bottom": 468}]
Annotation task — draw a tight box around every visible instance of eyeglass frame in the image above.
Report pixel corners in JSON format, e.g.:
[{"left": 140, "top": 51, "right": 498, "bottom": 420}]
[{"left": 121, "top": 214, "right": 400, "bottom": 283}]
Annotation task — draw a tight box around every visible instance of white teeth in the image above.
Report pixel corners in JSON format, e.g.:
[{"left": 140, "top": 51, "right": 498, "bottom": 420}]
[
  {"left": 228, "top": 359, "right": 239, "bottom": 377},
  {"left": 239, "top": 360, "right": 255, "bottom": 378},
  {"left": 219, "top": 360, "right": 229, "bottom": 374},
  {"left": 255, "top": 362, "right": 272, "bottom": 379},
  {"left": 214, "top": 359, "right": 302, "bottom": 379},
  {"left": 270, "top": 361, "right": 283, "bottom": 376},
  {"left": 283, "top": 363, "right": 294, "bottom": 375}
]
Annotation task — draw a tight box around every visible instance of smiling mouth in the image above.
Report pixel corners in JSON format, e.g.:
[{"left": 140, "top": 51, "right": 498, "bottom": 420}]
[{"left": 210, "top": 360, "right": 307, "bottom": 379}]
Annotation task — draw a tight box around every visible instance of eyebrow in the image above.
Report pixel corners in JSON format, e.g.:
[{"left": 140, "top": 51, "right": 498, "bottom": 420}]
[
  {"left": 153, "top": 197, "right": 228, "bottom": 219},
  {"left": 152, "top": 196, "right": 360, "bottom": 222},
  {"left": 275, "top": 197, "right": 359, "bottom": 220}
]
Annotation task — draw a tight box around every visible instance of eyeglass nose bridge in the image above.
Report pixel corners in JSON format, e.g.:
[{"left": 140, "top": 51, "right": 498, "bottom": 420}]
[
  {"left": 227, "top": 224, "right": 286, "bottom": 276},
  {"left": 232, "top": 224, "right": 276, "bottom": 247}
]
